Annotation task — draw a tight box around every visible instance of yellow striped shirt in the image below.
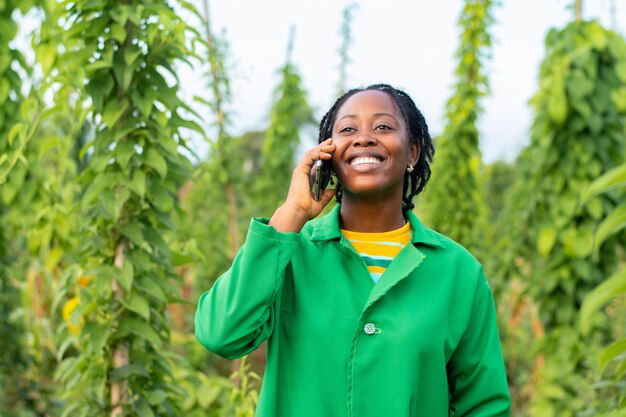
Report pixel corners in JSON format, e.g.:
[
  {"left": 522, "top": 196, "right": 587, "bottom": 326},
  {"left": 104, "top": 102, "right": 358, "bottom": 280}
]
[{"left": 341, "top": 222, "right": 412, "bottom": 283}]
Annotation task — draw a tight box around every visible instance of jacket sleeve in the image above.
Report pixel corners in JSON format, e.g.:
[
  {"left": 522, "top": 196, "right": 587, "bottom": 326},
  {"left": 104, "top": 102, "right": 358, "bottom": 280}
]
[
  {"left": 447, "top": 270, "right": 511, "bottom": 417},
  {"left": 194, "top": 218, "right": 300, "bottom": 360}
]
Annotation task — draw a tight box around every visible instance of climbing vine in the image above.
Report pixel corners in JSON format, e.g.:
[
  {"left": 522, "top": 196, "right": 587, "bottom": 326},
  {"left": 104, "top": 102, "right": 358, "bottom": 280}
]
[
  {"left": 495, "top": 20, "right": 626, "bottom": 416},
  {"left": 47, "top": 0, "right": 203, "bottom": 415},
  {"left": 423, "top": 0, "right": 495, "bottom": 256},
  {"left": 256, "top": 32, "right": 314, "bottom": 216}
]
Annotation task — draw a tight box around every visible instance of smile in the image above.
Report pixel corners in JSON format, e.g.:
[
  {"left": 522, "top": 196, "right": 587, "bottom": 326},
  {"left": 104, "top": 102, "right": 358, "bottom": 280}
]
[{"left": 350, "top": 157, "right": 381, "bottom": 166}]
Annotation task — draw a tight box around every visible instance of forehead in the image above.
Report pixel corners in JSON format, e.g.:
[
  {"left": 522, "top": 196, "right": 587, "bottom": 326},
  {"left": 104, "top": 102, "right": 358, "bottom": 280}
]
[{"left": 335, "top": 90, "right": 401, "bottom": 119}]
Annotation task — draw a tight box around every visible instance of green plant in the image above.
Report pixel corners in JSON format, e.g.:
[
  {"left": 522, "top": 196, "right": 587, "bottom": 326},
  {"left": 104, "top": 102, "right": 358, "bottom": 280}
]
[
  {"left": 256, "top": 35, "right": 314, "bottom": 217},
  {"left": 422, "top": 0, "right": 495, "bottom": 257},
  {"left": 46, "top": 0, "right": 203, "bottom": 415},
  {"left": 579, "top": 162, "right": 626, "bottom": 415},
  {"left": 493, "top": 20, "right": 626, "bottom": 417}
]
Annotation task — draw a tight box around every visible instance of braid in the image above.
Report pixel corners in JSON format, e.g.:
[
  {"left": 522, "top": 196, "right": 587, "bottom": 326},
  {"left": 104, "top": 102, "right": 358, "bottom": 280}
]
[{"left": 318, "top": 84, "right": 434, "bottom": 209}]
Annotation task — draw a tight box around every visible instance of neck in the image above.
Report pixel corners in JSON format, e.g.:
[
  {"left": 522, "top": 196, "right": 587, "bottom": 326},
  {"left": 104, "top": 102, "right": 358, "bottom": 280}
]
[{"left": 339, "top": 195, "right": 406, "bottom": 232}]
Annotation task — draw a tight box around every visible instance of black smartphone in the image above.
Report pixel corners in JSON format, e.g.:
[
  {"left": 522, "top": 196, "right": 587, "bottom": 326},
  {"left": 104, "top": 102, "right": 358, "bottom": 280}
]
[{"left": 310, "top": 159, "right": 333, "bottom": 201}]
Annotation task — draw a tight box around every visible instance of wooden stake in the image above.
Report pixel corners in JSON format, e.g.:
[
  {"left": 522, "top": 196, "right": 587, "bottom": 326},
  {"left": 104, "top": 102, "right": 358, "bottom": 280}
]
[
  {"left": 575, "top": 0, "right": 582, "bottom": 21},
  {"left": 111, "top": 240, "right": 129, "bottom": 416}
]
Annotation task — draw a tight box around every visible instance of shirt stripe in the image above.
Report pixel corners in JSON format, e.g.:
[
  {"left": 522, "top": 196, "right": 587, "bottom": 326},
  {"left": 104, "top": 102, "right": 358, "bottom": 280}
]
[{"left": 341, "top": 222, "right": 412, "bottom": 283}]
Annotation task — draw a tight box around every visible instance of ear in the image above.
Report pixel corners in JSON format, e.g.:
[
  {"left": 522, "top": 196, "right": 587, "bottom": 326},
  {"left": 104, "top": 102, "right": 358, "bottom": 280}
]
[{"left": 409, "top": 142, "right": 420, "bottom": 167}]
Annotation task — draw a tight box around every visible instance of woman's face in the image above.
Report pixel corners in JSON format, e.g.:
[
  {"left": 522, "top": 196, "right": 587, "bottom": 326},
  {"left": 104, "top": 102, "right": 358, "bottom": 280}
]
[{"left": 331, "top": 90, "right": 419, "bottom": 201}]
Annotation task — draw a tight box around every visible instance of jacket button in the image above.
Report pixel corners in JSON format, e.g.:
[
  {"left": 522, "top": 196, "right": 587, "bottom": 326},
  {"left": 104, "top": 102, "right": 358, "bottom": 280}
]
[{"left": 364, "top": 323, "right": 376, "bottom": 335}]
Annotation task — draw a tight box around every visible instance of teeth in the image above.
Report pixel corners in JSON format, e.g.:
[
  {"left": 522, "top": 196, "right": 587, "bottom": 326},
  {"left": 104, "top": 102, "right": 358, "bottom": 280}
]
[{"left": 351, "top": 157, "right": 381, "bottom": 166}]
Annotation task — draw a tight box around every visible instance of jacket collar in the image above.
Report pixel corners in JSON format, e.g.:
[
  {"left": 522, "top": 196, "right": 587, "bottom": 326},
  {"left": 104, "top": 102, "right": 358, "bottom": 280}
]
[{"left": 309, "top": 204, "right": 444, "bottom": 249}]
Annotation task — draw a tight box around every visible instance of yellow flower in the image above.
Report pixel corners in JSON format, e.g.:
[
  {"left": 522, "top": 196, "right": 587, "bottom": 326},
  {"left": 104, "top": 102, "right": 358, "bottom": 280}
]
[
  {"left": 78, "top": 275, "right": 91, "bottom": 287},
  {"left": 63, "top": 296, "right": 82, "bottom": 334}
]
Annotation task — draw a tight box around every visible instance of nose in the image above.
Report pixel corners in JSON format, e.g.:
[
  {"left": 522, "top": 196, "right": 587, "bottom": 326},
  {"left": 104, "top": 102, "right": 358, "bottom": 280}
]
[{"left": 353, "top": 132, "right": 377, "bottom": 147}]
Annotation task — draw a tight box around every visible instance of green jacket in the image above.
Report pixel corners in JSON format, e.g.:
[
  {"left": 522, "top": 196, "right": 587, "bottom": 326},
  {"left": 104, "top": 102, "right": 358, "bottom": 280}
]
[{"left": 195, "top": 205, "right": 511, "bottom": 417}]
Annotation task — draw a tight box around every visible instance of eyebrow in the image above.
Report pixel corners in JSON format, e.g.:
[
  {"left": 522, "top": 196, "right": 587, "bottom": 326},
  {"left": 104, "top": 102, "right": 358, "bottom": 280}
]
[{"left": 337, "top": 112, "right": 398, "bottom": 121}]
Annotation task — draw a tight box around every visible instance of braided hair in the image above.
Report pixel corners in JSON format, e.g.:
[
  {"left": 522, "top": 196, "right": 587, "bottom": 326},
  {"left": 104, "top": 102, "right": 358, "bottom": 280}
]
[{"left": 318, "top": 83, "right": 434, "bottom": 210}]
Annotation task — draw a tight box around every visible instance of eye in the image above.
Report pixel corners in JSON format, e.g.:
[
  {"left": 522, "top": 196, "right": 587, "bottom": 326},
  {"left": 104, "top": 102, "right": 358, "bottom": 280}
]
[
  {"left": 375, "top": 124, "right": 393, "bottom": 131},
  {"left": 338, "top": 126, "right": 355, "bottom": 133}
]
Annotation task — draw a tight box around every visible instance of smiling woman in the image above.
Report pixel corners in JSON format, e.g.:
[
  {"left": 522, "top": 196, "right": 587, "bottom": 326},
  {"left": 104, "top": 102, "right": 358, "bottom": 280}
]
[{"left": 194, "top": 84, "right": 511, "bottom": 417}]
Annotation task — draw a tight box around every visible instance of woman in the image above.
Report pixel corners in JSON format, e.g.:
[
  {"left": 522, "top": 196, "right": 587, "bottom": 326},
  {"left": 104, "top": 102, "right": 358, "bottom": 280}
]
[{"left": 195, "top": 84, "right": 511, "bottom": 416}]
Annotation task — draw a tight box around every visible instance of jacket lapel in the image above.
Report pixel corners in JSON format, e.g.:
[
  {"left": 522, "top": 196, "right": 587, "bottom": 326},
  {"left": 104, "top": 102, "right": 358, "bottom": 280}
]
[
  {"left": 363, "top": 243, "right": 426, "bottom": 311},
  {"left": 309, "top": 204, "right": 444, "bottom": 312},
  {"left": 362, "top": 209, "right": 442, "bottom": 311}
]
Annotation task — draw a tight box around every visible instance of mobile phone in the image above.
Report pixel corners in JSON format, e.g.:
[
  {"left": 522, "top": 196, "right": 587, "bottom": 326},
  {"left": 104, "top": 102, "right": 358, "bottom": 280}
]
[{"left": 310, "top": 159, "right": 333, "bottom": 201}]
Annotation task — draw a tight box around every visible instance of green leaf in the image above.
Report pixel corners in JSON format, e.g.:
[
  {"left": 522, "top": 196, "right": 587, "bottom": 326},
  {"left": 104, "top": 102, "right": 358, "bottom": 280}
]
[
  {"left": 36, "top": 43, "right": 57, "bottom": 74},
  {"left": 7, "top": 122, "right": 25, "bottom": 146},
  {"left": 572, "top": 225, "right": 594, "bottom": 258},
  {"left": 547, "top": 80, "right": 567, "bottom": 124},
  {"left": 144, "top": 148, "right": 167, "bottom": 178},
  {"left": 588, "top": 21, "right": 608, "bottom": 49},
  {"left": 117, "top": 260, "right": 134, "bottom": 293},
  {"left": 86, "top": 75, "right": 115, "bottom": 113},
  {"left": 537, "top": 227, "right": 557, "bottom": 257},
  {"left": 129, "top": 169, "right": 146, "bottom": 198},
  {"left": 110, "top": 22, "right": 127, "bottom": 43},
  {"left": 149, "top": 182, "right": 174, "bottom": 212},
  {"left": 120, "top": 318, "right": 162, "bottom": 348},
  {"left": 102, "top": 98, "right": 129, "bottom": 128},
  {"left": 137, "top": 278, "right": 167, "bottom": 303},
  {"left": 115, "top": 140, "right": 135, "bottom": 169},
  {"left": 82, "top": 174, "right": 111, "bottom": 207},
  {"left": 118, "top": 221, "right": 144, "bottom": 246},
  {"left": 594, "top": 204, "right": 626, "bottom": 252},
  {"left": 110, "top": 6, "right": 130, "bottom": 26},
  {"left": 197, "top": 380, "right": 222, "bottom": 408},
  {"left": 129, "top": 249, "right": 151, "bottom": 272},
  {"left": 124, "top": 45, "right": 142, "bottom": 66},
  {"left": 105, "top": 187, "right": 130, "bottom": 221},
  {"left": 599, "top": 338, "right": 626, "bottom": 372},
  {"left": 20, "top": 96, "right": 39, "bottom": 121},
  {"left": 83, "top": 322, "right": 111, "bottom": 354},
  {"left": 122, "top": 291, "right": 151, "bottom": 320},
  {"left": 0, "top": 78, "right": 9, "bottom": 105},
  {"left": 144, "top": 226, "right": 170, "bottom": 256},
  {"left": 134, "top": 397, "right": 156, "bottom": 417},
  {"left": 566, "top": 70, "right": 594, "bottom": 101},
  {"left": 610, "top": 87, "right": 626, "bottom": 112},
  {"left": 85, "top": 60, "right": 112, "bottom": 73},
  {"left": 131, "top": 90, "right": 153, "bottom": 118},
  {"left": 580, "top": 267, "right": 626, "bottom": 335},
  {"left": 146, "top": 389, "right": 168, "bottom": 406},
  {"left": 616, "top": 61, "right": 626, "bottom": 83},
  {"left": 581, "top": 163, "right": 626, "bottom": 203},
  {"left": 110, "top": 363, "right": 149, "bottom": 380},
  {"left": 112, "top": 51, "right": 134, "bottom": 92}
]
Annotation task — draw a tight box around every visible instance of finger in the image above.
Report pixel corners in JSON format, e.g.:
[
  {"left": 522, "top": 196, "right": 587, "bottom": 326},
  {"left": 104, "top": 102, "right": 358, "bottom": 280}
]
[
  {"left": 300, "top": 150, "right": 332, "bottom": 167},
  {"left": 318, "top": 187, "right": 336, "bottom": 206}
]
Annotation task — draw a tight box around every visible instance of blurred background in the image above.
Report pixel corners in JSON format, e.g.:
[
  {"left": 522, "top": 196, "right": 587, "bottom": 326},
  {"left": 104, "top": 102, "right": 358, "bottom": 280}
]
[{"left": 1, "top": 0, "right": 625, "bottom": 416}]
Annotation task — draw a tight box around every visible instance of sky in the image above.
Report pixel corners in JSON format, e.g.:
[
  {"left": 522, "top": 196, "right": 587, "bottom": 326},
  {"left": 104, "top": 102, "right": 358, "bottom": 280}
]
[{"left": 178, "top": 0, "right": 626, "bottom": 163}]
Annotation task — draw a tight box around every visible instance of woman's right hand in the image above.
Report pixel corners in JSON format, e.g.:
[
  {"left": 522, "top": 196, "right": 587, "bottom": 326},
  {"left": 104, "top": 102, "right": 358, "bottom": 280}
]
[{"left": 269, "top": 138, "right": 336, "bottom": 233}]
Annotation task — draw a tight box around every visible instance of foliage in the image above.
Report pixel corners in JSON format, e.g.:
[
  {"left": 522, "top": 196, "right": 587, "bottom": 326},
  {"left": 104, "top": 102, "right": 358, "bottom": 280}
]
[
  {"left": 41, "top": 0, "right": 203, "bottom": 415},
  {"left": 0, "top": 3, "right": 30, "bottom": 411},
  {"left": 4, "top": 3, "right": 626, "bottom": 417},
  {"left": 493, "top": 20, "right": 626, "bottom": 416},
  {"left": 256, "top": 57, "right": 314, "bottom": 217},
  {"left": 579, "top": 162, "right": 626, "bottom": 415},
  {"left": 422, "top": 0, "right": 495, "bottom": 256}
]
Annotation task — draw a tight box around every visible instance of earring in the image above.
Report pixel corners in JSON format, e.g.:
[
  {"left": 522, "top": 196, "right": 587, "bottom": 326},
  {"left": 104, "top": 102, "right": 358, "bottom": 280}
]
[{"left": 406, "top": 164, "right": 414, "bottom": 173}]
